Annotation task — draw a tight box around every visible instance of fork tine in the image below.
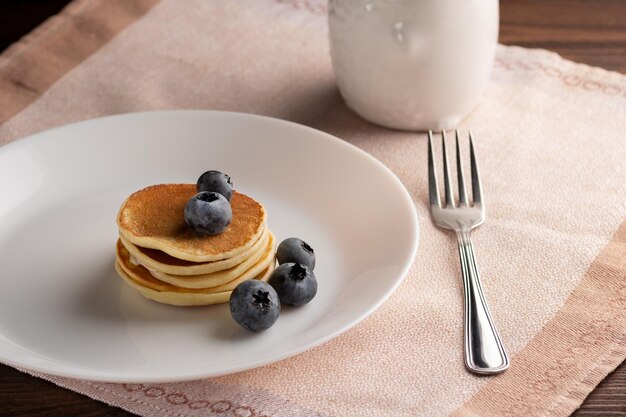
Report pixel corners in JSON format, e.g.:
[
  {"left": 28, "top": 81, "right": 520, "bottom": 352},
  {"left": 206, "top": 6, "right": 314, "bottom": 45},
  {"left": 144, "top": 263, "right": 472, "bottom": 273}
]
[
  {"left": 456, "top": 130, "right": 468, "bottom": 206},
  {"left": 428, "top": 131, "right": 440, "bottom": 207},
  {"left": 441, "top": 131, "right": 455, "bottom": 207},
  {"left": 469, "top": 130, "right": 482, "bottom": 205}
]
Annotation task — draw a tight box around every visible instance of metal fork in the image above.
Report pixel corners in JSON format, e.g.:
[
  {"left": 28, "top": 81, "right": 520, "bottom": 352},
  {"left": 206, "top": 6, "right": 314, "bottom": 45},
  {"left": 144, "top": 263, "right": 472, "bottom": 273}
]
[{"left": 428, "top": 130, "right": 509, "bottom": 374}]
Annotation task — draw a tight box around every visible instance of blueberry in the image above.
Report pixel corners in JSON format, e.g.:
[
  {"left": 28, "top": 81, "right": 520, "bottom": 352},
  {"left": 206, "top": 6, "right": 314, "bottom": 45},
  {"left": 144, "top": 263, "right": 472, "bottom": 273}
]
[
  {"left": 184, "top": 191, "right": 232, "bottom": 235},
  {"left": 197, "top": 170, "right": 234, "bottom": 202},
  {"left": 269, "top": 263, "right": 317, "bottom": 306},
  {"left": 276, "top": 238, "right": 315, "bottom": 270},
  {"left": 229, "top": 280, "right": 280, "bottom": 332}
]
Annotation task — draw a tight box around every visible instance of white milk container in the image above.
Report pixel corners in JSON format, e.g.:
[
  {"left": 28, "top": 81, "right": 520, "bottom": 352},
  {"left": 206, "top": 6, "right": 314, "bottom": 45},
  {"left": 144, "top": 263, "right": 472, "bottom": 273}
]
[{"left": 328, "top": 0, "right": 499, "bottom": 130}]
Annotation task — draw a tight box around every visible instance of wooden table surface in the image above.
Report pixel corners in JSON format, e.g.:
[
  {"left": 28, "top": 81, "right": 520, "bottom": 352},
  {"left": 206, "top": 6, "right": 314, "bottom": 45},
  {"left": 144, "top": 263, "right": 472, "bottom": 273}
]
[{"left": 0, "top": 0, "right": 624, "bottom": 416}]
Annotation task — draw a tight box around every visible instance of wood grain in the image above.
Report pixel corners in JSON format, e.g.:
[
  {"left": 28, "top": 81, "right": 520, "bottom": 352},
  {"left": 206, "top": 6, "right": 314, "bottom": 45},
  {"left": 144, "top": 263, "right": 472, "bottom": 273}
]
[
  {"left": 0, "top": 366, "right": 134, "bottom": 417},
  {"left": 500, "top": 0, "right": 626, "bottom": 73},
  {"left": 0, "top": 0, "right": 624, "bottom": 416},
  {"left": 0, "top": 0, "right": 74, "bottom": 51}
]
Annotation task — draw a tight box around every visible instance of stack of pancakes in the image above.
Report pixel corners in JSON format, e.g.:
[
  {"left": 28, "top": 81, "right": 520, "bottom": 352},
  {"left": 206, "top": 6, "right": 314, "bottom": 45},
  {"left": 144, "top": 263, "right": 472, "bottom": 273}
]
[{"left": 115, "top": 184, "right": 275, "bottom": 306}]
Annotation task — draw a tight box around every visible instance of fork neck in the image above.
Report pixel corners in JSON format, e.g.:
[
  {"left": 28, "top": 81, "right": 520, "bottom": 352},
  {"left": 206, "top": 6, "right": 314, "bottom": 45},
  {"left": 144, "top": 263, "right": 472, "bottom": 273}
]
[{"left": 456, "top": 229, "right": 473, "bottom": 242}]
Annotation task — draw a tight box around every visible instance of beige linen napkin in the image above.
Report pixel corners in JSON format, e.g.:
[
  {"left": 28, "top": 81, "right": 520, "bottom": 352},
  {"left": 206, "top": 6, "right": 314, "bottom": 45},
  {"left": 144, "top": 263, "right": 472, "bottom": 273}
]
[{"left": 1, "top": 0, "right": 625, "bottom": 416}]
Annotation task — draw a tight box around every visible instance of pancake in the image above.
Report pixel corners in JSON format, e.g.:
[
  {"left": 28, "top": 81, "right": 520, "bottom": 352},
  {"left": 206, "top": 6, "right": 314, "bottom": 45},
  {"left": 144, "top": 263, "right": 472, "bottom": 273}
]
[
  {"left": 117, "top": 185, "right": 266, "bottom": 262},
  {"left": 119, "top": 224, "right": 268, "bottom": 276},
  {"left": 116, "top": 241, "right": 274, "bottom": 294},
  {"left": 116, "top": 236, "right": 275, "bottom": 292},
  {"left": 115, "top": 261, "right": 273, "bottom": 307},
  {"left": 148, "top": 232, "right": 275, "bottom": 289}
]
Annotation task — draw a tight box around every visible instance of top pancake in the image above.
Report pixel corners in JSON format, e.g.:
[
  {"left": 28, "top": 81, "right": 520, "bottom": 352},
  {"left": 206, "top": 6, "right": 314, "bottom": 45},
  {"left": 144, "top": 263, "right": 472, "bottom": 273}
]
[{"left": 117, "top": 184, "right": 266, "bottom": 262}]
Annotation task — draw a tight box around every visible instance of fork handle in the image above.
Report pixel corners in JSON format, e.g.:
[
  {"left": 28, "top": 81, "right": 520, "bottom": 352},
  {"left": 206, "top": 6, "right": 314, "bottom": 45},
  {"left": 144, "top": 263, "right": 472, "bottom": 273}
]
[{"left": 456, "top": 231, "right": 509, "bottom": 374}]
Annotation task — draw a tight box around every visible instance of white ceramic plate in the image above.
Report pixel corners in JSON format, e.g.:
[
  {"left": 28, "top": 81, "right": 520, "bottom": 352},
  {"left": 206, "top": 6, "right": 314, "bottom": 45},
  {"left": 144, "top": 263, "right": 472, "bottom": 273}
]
[{"left": 0, "top": 111, "right": 418, "bottom": 382}]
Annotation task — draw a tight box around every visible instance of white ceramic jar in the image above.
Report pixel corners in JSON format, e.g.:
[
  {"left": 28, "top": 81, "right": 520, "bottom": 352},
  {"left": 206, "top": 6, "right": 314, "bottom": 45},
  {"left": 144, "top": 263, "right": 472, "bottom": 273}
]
[{"left": 328, "top": 0, "right": 499, "bottom": 131}]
